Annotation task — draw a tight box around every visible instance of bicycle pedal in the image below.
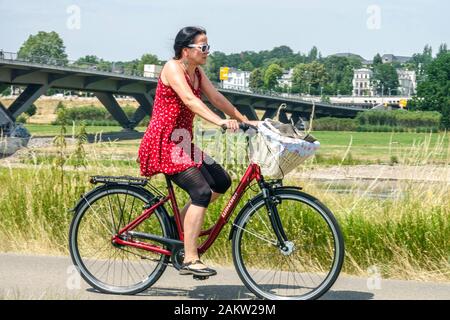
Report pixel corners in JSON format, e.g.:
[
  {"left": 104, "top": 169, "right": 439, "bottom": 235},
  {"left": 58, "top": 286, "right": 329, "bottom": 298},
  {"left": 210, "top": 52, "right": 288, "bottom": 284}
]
[{"left": 193, "top": 275, "right": 209, "bottom": 281}]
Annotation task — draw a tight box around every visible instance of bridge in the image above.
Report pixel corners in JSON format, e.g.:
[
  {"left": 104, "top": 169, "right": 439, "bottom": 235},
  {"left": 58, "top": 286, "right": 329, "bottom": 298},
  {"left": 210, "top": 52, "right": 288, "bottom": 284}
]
[{"left": 0, "top": 51, "right": 366, "bottom": 133}]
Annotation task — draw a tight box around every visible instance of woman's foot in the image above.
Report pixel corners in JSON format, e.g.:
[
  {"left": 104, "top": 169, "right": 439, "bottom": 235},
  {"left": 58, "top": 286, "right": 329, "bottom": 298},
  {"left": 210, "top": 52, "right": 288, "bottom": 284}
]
[{"left": 179, "top": 259, "right": 217, "bottom": 277}]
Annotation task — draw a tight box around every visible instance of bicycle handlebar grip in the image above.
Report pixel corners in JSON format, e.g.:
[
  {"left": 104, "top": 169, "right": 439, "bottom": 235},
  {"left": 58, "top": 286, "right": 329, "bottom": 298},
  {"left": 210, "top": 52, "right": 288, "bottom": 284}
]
[{"left": 220, "top": 123, "right": 258, "bottom": 133}]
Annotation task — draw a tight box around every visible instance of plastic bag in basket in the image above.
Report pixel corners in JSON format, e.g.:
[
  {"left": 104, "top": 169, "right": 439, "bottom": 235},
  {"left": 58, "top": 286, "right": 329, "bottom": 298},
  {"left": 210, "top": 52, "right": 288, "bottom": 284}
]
[{"left": 249, "top": 119, "right": 320, "bottom": 179}]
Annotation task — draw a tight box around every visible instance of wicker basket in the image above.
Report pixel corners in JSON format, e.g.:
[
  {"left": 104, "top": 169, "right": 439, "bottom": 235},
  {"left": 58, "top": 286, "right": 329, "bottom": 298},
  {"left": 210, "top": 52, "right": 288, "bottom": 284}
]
[{"left": 249, "top": 120, "right": 320, "bottom": 179}]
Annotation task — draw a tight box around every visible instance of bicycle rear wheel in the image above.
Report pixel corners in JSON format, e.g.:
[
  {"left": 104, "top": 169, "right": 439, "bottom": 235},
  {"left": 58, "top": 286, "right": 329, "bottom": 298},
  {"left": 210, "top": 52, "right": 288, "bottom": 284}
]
[
  {"left": 232, "top": 189, "right": 344, "bottom": 300},
  {"left": 69, "top": 185, "right": 170, "bottom": 295}
]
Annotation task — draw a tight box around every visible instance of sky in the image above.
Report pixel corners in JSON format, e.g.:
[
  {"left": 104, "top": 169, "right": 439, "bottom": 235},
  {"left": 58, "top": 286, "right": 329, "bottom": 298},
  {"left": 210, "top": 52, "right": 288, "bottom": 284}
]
[{"left": 1, "top": 0, "right": 449, "bottom": 62}]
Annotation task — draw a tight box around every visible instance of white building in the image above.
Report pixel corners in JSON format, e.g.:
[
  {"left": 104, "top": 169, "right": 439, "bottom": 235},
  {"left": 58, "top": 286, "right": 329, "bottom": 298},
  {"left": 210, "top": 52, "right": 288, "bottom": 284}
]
[
  {"left": 396, "top": 69, "right": 416, "bottom": 96},
  {"left": 352, "top": 68, "right": 375, "bottom": 97},
  {"left": 143, "top": 64, "right": 162, "bottom": 78},
  {"left": 277, "top": 69, "right": 294, "bottom": 89},
  {"left": 222, "top": 68, "right": 251, "bottom": 91}
]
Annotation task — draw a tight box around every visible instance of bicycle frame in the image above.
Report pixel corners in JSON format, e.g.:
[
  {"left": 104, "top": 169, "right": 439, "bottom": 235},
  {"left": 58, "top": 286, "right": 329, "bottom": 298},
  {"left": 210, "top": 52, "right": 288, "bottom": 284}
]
[{"left": 112, "top": 163, "right": 263, "bottom": 256}]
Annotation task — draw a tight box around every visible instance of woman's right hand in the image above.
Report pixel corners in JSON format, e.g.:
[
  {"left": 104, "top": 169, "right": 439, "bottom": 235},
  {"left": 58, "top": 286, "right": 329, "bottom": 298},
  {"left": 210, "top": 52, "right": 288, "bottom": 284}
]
[{"left": 218, "top": 119, "right": 239, "bottom": 132}]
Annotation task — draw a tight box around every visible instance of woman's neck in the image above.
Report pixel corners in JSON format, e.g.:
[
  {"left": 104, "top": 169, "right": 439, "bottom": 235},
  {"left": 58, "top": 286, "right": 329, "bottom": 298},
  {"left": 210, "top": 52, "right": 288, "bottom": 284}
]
[{"left": 178, "top": 58, "right": 197, "bottom": 74}]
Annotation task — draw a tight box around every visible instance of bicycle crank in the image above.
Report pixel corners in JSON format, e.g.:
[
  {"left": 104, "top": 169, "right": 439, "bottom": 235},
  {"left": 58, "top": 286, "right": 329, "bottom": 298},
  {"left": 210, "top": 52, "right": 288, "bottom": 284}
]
[{"left": 171, "top": 247, "right": 185, "bottom": 270}]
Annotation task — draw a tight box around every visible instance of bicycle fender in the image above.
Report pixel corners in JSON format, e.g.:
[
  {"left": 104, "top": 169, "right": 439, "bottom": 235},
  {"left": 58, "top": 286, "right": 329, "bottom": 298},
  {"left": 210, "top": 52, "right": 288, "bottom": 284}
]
[{"left": 228, "top": 185, "right": 302, "bottom": 241}]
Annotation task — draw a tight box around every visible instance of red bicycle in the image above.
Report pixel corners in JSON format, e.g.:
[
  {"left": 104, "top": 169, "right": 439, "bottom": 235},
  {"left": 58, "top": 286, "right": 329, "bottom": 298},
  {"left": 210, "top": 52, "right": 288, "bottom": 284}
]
[{"left": 69, "top": 123, "right": 344, "bottom": 300}]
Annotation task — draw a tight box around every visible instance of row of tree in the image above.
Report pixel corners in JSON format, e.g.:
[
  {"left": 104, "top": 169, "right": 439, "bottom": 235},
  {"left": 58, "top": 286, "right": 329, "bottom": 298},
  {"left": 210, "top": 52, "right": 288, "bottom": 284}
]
[
  {"left": 17, "top": 31, "right": 160, "bottom": 75},
  {"left": 409, "top": 49, "right": 450, "bottom": 128},
  {"left": 205, "top": 45, "right": 448, "bottom": 97}
]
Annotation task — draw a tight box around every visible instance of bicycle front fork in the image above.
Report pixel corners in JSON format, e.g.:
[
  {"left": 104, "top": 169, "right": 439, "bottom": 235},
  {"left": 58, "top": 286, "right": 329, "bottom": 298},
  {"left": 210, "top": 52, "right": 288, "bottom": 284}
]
[{"left": 258, "top": 180, "right": 290, "bottom": 251}]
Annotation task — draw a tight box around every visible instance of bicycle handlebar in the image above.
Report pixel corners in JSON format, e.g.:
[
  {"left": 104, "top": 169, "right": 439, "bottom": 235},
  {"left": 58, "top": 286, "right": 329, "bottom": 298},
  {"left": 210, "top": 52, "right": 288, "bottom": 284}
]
[{"left": 220, "top": 122, "right": 258, "bottom": 134}]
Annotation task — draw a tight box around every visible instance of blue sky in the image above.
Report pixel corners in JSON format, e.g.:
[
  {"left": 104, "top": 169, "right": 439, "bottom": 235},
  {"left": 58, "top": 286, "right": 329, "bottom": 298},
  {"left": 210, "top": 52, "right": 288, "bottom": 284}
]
[{"left": 1, "top": 0, "right": 448, "bottom": 62}]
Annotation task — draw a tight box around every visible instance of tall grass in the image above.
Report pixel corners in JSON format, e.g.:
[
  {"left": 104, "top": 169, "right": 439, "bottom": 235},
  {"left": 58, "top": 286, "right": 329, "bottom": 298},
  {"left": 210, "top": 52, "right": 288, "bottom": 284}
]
[{"left": 0, "top": 126, "right": 448, "bottom": 281}]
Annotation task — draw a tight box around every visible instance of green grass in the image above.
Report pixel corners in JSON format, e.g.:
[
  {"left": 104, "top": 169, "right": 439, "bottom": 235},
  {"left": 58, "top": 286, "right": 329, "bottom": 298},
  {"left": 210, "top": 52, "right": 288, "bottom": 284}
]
[
  {"left": 0, "top": 165, "right": 448, "bottom": 281},
  {"left": 311, "top": 131, "right": 450, "bottom": 164},
  {"left": 313, "top": 131, "right": 448, "bottom": 147},
  {"left": 18, "top": 125, "right": 450, "bottom": 166},
  {"left": 2, "top": 124, "right": 448, "bottom": 281}
]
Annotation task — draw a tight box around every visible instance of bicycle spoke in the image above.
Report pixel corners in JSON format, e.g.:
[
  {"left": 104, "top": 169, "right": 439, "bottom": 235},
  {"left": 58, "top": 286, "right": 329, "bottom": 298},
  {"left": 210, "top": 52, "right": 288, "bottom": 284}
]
[
  {"left": 81, "top": 197, "right": 114, "bottom": 235},
  {"left": 126, "top": 196, "right": 137, "bottom": 226},
  {"left": 233, "top": 223, "right": 277, "bottom": 246},
  {"left": 106, "top": 190, "right": 118, "bottom": 233}
]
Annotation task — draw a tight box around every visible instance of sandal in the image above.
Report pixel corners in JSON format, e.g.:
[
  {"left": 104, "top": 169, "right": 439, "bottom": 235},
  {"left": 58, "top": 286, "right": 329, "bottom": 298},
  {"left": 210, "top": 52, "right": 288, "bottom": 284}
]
[{"left": 179, "top": 259, "right": 217, "bottom": 277}]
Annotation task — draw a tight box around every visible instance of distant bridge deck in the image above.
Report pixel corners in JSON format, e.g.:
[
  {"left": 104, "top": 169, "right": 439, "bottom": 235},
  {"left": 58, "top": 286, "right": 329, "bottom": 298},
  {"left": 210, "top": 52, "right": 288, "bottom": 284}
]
[{"left": 0, "top": 52, "right": 367, "bottom": 132}]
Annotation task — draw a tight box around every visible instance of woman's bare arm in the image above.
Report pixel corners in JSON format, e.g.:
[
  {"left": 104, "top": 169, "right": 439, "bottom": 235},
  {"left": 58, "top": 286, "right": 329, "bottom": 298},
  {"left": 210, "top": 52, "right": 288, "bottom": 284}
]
[{"left": 163, "top": 60, "right": 225, "bottom": 126}]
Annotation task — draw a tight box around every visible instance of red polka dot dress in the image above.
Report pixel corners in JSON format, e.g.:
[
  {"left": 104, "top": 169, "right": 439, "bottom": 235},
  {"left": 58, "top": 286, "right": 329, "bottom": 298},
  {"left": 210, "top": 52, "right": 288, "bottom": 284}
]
[{"left": 138, "top": 67, "right": 206, "bottom": 177}]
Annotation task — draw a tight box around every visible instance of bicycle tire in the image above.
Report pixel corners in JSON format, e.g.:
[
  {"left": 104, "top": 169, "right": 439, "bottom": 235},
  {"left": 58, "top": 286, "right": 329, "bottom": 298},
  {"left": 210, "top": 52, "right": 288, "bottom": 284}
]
[
  {"left": 69, "top": 184, "right": 171, "bottom": 295},
  {"left": 232, "top": 189, "right": 344, "bottom": 300}
]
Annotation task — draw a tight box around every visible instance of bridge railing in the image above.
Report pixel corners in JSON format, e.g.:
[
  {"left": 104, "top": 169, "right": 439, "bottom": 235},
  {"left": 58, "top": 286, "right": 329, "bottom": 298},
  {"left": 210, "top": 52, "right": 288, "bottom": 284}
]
[{"left": 0, "top": 50, "right": 153, "bottom": 79}]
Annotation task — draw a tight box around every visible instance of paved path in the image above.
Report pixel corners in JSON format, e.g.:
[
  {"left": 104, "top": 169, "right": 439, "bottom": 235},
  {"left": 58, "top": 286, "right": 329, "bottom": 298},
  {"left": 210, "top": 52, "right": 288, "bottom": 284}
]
[{"left": 0, "top": 253, "right": 449, "bottom": 300}]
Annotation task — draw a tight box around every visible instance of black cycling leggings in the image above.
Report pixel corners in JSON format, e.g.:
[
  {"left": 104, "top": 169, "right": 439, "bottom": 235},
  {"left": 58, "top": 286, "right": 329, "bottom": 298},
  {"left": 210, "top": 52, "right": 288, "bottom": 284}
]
[{"left": 167, "top": 158, "right": 232, "bottom": 208}]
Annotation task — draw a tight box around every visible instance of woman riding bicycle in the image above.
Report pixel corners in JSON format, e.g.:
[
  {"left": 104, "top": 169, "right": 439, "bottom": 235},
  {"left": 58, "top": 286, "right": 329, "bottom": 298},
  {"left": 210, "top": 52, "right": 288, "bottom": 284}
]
[{"left": 138, "top": 26, "right": 260, "bottom": 277}]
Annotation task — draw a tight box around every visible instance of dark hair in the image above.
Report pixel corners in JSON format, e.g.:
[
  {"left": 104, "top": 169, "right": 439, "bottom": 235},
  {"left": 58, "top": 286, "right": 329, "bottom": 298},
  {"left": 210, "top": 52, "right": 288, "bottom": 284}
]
[{"left": 173, "top": 26, "right": 207, "bottom": 59}]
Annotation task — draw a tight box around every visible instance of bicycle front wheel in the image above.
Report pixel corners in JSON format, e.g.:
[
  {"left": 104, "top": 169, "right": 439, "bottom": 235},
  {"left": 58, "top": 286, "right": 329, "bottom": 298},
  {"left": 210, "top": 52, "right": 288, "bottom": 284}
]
[
  {"left": 69, "top": 185, "right": 170, "bottom": 295},
  {"left": 232, "top": 189, "right": 344, "bottom": 300}
]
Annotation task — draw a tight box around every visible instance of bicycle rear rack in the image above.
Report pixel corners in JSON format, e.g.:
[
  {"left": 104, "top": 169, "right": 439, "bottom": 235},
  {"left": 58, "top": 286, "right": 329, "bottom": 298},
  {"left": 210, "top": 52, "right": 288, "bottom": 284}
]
[
  {"left": 89, "top": 175, "right": 166, "bottom": 199},
  {"left": 90, "top": 175, "right": 148, "bottom": 186}
]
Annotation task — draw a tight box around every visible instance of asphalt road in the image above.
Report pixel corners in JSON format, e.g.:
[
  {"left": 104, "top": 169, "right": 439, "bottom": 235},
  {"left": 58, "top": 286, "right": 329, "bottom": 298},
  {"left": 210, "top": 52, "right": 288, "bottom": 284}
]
[{"left": 0, "top": 253, "right": 449, "bottom": 300}]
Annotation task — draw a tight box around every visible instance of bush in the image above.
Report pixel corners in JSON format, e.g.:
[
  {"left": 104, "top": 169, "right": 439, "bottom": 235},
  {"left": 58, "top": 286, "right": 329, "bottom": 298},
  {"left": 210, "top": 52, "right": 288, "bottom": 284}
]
[
  {"left": 55, "top": 101, "right": 65, "bottom": 112},
  {"left": 52, "top": 104, "right": 149, "bottom": 127},
  {"left": 25, "top": 104, "right": 37, "bottom": 117},
  {"left": 16, "top": 114, "right": 28, "bottom": 124},
  {"left": 312, "top": 117, "right": 357, "bottom": 131},
  {"left": 356, "top": 110, "right": 442, "bottom": 129}
]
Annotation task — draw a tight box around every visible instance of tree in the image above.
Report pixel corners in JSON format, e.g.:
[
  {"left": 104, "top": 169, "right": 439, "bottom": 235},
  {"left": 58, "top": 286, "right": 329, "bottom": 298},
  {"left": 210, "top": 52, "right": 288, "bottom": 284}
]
[
  {"left": 263, "top": 64, "right": 283, "bottom": 90},
  {"left": 25, "top": 104, "right": 37, "bottom": 117},
  {"left": 410, "top": 45, "right": 434, "bottom": 82},
  {"left": 138, "top": 53, "right": 160, "bottom": 72},
  {"left": 292, "top": 61, "right": 328, "bottom": 95},
  {"left": 323, "top": 56, "right": 362, "bottom": 95},
  {"left": 18, "top": 31, "right": 68, "bottom": 65},
  {"left": 239, "top": 60, "right": 254, "bottom": 71},
  {"left": 76, "top": 55, "right": 100, "bottom": 64},
  {"left": 437, "top": 43, "right": 448, "bottom": 57},
  {"left": 249, "top": 68, "right": 264, "bottom": 90},
  {"left": 372, "top": 63, "right": 399, "bottom": 95},
  {"left": 205, "top": 51, "right": 228, "bottom": 80},
  {"left": 271, "top": 46, "right": 294, "bottom": 59},
  {"left": 373, "top": 53, "right": 383, "bottom": 65},
  {"left": 307, "top": 46, "right": 319, "bottom": 62},
  {"left": 1, "top": 86, "right": 11, "bottom": 96},
  {"left": 410, "top": 52, "right": 450, "bottom": 128}
]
